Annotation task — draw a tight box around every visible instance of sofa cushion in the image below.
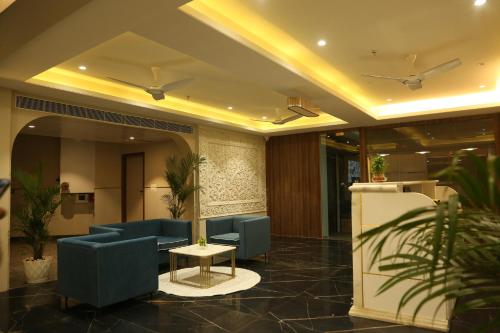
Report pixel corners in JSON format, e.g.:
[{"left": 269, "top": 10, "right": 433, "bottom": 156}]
[
  {"left": 209, "top": 233, "right": 240, "bottom": 246},
  {"left": 115, "top": 221, "right": 162, "bottom": 239},
  {"left": 157, "top": 236, "right": 189, "bottom": 251}
]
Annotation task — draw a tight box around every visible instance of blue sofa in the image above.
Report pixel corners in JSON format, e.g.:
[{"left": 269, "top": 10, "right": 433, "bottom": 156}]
[
  {"left": 89, "top": 219, "right": 192, "bottom": 264},
  {"left": 206, "top": 215, "right": 270, "bottom": 260},
  {"left": 57, "top": 232, "right": 158, "bottom": 308}
]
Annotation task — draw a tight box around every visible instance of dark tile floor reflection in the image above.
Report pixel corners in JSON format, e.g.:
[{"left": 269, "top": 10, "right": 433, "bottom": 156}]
[{"left": 0, "top": 237, "right": 496, "bottom": 332}]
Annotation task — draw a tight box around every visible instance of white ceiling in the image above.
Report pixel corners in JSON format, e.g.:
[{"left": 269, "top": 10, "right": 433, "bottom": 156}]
[{"left": 0, "top": 0, "right": 499, "bottom": 135}]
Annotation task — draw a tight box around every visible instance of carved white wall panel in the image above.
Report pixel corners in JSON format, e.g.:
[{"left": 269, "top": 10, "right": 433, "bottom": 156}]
[{"left": 199, "top": 127, "right": 266, "bottom": 218}]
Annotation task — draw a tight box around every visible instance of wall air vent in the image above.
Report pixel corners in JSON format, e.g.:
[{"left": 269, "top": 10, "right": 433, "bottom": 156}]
[
  {"left": 15, "top": 95, "right": 193, "bottom": 134},
  {"left": 287, "top": 96, "right": 319, "bottom": 117}
]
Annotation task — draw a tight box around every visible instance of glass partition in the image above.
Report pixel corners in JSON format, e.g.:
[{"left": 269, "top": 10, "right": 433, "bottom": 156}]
[{"left": 365, "top": 117, "right": 496, "bottom": 185}]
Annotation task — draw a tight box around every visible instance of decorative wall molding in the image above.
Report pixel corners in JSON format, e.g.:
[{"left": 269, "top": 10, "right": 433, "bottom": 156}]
[{"left": 198, "top": 126, "right": 266, "bottom": 218}]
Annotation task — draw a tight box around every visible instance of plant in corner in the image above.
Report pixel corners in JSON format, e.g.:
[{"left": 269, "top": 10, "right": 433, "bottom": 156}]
[
  {"left": 371, "top": 155, "right": 388, "bottom": 182},
  {"left": 14, "top": 166, "right": 62, "bottom": 284},
  {"left": 163, "top": 152, "right": 206, "bottom": 219},
  {"left": 357, "top": 153, "right": 500, "bottom": 331}
]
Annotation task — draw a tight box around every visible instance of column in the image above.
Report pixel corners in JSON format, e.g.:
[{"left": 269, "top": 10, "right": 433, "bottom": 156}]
[{"left": 0, "top": 88, "right": 12, "bottom": 292}]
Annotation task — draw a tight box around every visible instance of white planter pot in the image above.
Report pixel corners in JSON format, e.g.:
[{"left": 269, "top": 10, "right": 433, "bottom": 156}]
[{"left": 23, "top": 256, "right": 52, "bottom": 284}]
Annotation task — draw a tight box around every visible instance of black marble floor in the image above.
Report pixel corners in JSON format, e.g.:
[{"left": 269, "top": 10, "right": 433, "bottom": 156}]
[{"left": 0, "top": 237, "right": 497, "bottom": 332}]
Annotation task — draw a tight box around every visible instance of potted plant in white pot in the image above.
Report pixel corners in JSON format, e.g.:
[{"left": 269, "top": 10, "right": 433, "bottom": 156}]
[
  {"left": 14, "top": 166, "right": 62, "bottom": 284},
  {"left": 371, "top": 155, "right": 388, "bottom": 182}
]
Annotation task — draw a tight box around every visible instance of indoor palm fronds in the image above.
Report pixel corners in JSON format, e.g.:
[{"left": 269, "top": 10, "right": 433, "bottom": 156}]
[
  {"left": 14, "top": 166, "right": 62, "bottom": 260},
  {"left": 163, "top": 152, "right": 205, "bottom": 219},
  {"left": 357, "top": 153, "right": 500, "bottom": 330}
]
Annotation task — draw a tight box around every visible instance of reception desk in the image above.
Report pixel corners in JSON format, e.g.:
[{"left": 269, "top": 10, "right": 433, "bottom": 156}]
[{"left": 349, "top": 181, "right": 456, "bottom": 331}]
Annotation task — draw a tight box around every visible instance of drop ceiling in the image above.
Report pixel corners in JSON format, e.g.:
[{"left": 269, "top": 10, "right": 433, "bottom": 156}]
[{"left": 0, "top": 0, "right": 499, "bottom": 135}]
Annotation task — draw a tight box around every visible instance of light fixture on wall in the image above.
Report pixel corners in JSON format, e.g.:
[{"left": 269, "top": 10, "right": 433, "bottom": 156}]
[
  {"left": 317, "top": 39, "right": 327, "bottom": 47},
  {"left": 474, "top": 0, "right": 487, "bottom": 6},
  {"left": 378, "top": 153, "right": 390, "bottom": 157},
  {"left": 227, "top": 106, "right": 233, "bottom": 110},
  {"left": 129, "top": 136, "right": 135, "bottom": 140},
  {"left": 28, "top": 125, "right": 36, "bottom": 129},
  {"left": 78, "top": 65, "right": 87, "bottom": 71},
  {"left": 416, "top": 151, "right": 430, "bottom": 155},
  {"left": 461, "top": 147, "right": 477, "bottom": 151}
]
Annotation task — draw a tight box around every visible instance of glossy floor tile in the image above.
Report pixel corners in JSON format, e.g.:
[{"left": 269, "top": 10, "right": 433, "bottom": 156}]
[{"left": 0, "top": 237, "right": 496, "bottom": 332}]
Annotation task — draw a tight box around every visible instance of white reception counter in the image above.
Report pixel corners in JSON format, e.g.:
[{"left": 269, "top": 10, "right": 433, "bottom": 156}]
[{"left": 349, "top": 181, "right": 457, "bottom": 332}]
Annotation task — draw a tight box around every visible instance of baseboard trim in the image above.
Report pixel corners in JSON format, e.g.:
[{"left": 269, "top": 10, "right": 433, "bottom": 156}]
[{"left": 349, "top": 305, "right": 450, "bottom": 332}]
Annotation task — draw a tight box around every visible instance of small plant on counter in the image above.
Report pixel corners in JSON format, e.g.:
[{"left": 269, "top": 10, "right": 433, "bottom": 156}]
[{"left": 371, "top": 155, "right": 388, "bottom": 182}]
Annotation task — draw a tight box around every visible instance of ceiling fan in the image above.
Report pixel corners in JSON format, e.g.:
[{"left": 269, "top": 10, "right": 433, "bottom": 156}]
[
  {"left": 107, "top": 66, "right": 194, "bottom": 100},
  {"left": 363, "top": 58, "right": 462, "bottom": 90},
  {"left": 252, "top": 108, "right": 303, "bottom": 125}
]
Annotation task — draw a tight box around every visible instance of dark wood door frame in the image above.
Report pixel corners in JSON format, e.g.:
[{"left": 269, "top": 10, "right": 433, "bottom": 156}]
[{"left": 121, "top": 152, "right": 145, "bottom": 223}]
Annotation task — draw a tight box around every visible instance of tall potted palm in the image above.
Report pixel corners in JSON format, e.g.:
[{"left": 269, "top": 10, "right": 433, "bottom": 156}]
[
  {"left": 163, "top": 152, "right": 205, "bottom": 219},
  {"left": 357, "top": 153, "right": 500, "bottom": 331},
  {"left": 14, "top": 166, "right": 62, "bottom": 283}
]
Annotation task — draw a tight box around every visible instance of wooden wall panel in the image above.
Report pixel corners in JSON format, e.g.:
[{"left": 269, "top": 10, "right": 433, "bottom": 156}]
[{"left": 266, "top": 133, "right": 322, "bottom": 238}]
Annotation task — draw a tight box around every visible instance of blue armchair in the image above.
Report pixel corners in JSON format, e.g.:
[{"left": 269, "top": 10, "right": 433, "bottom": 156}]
[
  {"left": 89, "top": 219, "right": 192, "bottom": 264},
  {"left": 206, "top": 215, "right": 270, "bottom": 260},
  {"left": 57, "top": 232, "right": 158, "bottom": 308}
]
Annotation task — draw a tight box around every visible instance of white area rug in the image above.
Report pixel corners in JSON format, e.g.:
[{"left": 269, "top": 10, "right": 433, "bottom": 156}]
[{"left": 158, "top": 266, "right": 261, "bottom": 297}]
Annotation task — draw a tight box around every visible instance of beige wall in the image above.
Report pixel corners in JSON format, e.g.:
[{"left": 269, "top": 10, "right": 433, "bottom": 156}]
[
  {"left": 10, "top": 135, "right": 186, "bottom": 236},
  {"left": 197, "top": 126, "right": 267, "bottom": 238},
  {"left": 0, "top": 88, "right": 12, "bottom": 292},
  {"left": 94, "top": 140, "right": 189, "bottom": 224}
]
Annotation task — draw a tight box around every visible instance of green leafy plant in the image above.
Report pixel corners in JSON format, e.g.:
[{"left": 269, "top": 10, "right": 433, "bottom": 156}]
[
  {"left": 163, "top": 152, "right": 205, "bottom": 219},
  {"left": 370, "top": 155, "right": 387, "bottom": 175},
  {"left": 14, "top": 166, "right": 62, "bottom": 260},
  {"left": 197, "top": 236, "right": 207, "bottom": 247},
  {"left": 357, "top": 153, "right": 500, "bottom": 331}
]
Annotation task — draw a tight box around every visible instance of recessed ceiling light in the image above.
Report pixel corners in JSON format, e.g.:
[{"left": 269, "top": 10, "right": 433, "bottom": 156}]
[
  {"left": 461, "top": 147, "right": 477, "bottom": 151},
  {"left": 78, "top": 65, "right": 87, "bottom": 71},
  {"left": 416, "top": 151, "right": 430, "bottom": 155},
  {"left": 317, "top": 39, "right": 327, "bottom": 47},
  {"left": 386, "top": 98, "right": 392, "bottom": 102},
  {"left": 474, "top": 0, "right": 486, "bottom": 6},
  {"left": 262, "top": 116, "right": 267, "bottom": 120},
  {"left": 227, "top": 106, "right": 233, "bottom": 110},
  {"left": 28, "top": 125, "right": 35, "bottom": 129},
  {"left": 378, "top": 153, "right": 389, "bottom": 157},
  {"left": 479, "top": 84, "right": 486, "bottom": 89},
  {"left": 129, "top": 136, "right": 135, "bottom": 140}
]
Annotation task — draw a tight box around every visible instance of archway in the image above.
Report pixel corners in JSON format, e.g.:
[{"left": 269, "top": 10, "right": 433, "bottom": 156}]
[{"left": 9, "top": 113, "right": 195, "bottom": 288}]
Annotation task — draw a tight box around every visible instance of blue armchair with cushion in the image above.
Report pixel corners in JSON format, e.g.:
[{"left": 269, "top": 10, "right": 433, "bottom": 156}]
[
  {"left": 206, "top": 215, "right": 270, "bottom": 260},
  {"left": 89, "top": 219, "right": 192, "bottom": 264},
  {"left": 57, "top": 232, "right": 158, "bottom": 308}
]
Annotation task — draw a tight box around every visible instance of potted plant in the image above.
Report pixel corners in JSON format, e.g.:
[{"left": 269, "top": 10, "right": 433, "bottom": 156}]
[
  {"left": 14, "top": 166, "right": 62, "bottom": 284},
  {"left": 371, "top": 155, "right": 387, "bottom": 182},
  {"left": 163, "top": 152, "right": 206, "bottom": 219},
  {"left": 357, "top": 153, "right": 500, "bottom": 331},
  {"left": 197, "top": 236, "right": 207, "bottom": 248}
]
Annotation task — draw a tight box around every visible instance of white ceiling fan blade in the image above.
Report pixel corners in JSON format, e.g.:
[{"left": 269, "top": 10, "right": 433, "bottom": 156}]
[
  {"left": 362, "top": 73, "right": 406, "bottom": 82},
  {"left": 420, "top": 58, "right": 461, "bottom": 79},
  {"left": 273, "top": 114, "right": 302, "bottom": 125},
  {"left": 160, "top": 77, "right": 194, "bottom": 92},
  {"left": 107, "top": 77, "right": 148, "bottom": 90}
]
